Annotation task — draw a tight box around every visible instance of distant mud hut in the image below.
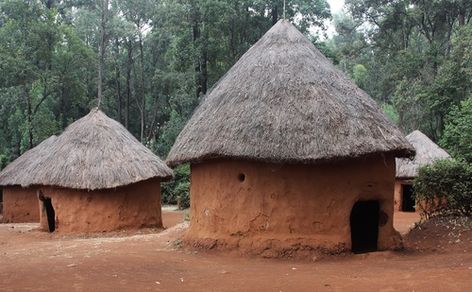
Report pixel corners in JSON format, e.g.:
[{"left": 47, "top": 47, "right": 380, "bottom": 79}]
[
  {"left": 1, "top": 109, "right": 173, "bottom": 233},
  {"left": 395, "top": 130, "right": 450, "bottom": 212},
  {"left": 0, "top": 136, "right": 57, "bottom": 223},
  {"left": 167, "top": 20, "right": 414, "bottom": 254}
]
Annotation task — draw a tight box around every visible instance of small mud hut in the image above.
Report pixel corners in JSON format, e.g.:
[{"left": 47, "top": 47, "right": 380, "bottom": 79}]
[
  {"left": 0, "top": 136, "right": 57, "bottom": 223},
  {"left": 2, "top": 109, "right": 173, "bottom": 233},
  {"left": 395, "top": 130, "right": 450, "bottom": 212},
  {"left": 167, "top": 20, "right": 414, "bottom": 254}
]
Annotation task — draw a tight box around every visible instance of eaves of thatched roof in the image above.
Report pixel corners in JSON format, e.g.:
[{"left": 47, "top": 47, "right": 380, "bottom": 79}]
[
  {"left": 0, "top": 135, "right": 57, "bottom": 187},
  {"left": 396, "top": 130, "right": 450, "bottom": 178}
]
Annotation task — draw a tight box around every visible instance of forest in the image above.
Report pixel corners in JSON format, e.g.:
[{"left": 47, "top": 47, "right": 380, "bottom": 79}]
[{"left": 0, "top": 0, "right": 471, "bottom": 192}]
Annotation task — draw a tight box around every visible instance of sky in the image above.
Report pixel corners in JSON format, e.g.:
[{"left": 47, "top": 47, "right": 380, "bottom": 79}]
[
  {"left": 327, "top": 0, "right": 345, "bottom": 14},
  {"left": 325, "top": 0, "right": 345, "bottom": 37}
]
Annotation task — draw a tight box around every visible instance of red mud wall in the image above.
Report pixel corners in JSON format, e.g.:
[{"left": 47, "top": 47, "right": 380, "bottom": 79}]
[
  {"left": 39, "top": 179, "right": 162, "bottom": 233},
  {"left": 188, "top": 156, "right": 400, "bottom": 254},
  {"left": 2, "top": 187, "right": 40, "bottom": 223},
  {"left": 394, "top": 180, "right": 403, "bottom": 211}
]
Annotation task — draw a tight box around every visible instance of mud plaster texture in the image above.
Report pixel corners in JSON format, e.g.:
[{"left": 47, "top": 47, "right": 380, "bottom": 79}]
[
  {"left": 38, "top": 179, "right": 162, "bottom": 233},
  {"left": 394, "top": 179, "right": 414, "bottom": 212},
  {"left": 185, "top": 156, "right": 402, "bottom": 257},
  {"left": 2, "top": 187, "right": 40, "bottom": 223}
]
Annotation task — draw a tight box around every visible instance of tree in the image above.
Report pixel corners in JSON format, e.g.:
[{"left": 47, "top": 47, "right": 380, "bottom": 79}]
[{"left": 441, "top": 96, "right": 472, "bottom": 162}]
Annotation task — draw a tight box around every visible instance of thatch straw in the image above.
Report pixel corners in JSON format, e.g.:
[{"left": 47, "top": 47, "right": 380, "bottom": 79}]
[
  {"left": 0, "top": 135, "right": 57, "bottom": 187},
  {"left": 0, "top": 109, "right": 173, "bottom": 190},
  {"left": 167, "top": 20, "right": 414, "bottom": 166},
  {"left": 396, "top": 130, "right": 450, "bottom": 178}
]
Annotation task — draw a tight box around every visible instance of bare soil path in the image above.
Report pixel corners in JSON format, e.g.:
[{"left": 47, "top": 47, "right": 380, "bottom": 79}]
[{"left": 0, "top": 211, "right": 470, "bottom": 292}]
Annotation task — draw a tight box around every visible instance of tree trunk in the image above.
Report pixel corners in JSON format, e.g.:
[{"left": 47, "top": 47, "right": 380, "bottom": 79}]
[
  {"left": 25, "top": 86, "right": 33, "bottom": 149},
  {"left": 125, "top": 39, "right": 133, "bottom": 129},
  {"left": 139, "top": 31, "right": 146, "bottom": 142},
  {"left": 272, "top": 4, "right": 278, "bottom": 25},
  {"left": 114, "top": 38, "right": 122, "bottom": 123},
  {"left": 97, "top": 0, "right": 109, "bottom": 108},
  {"left": 192, "top": 15, "right": 202, "bottom": 98},
  {"left": 46, "top": 0, "right": 54, "bottom": 9},
  {"left": 201, "top": 30, "right": 208, "bottom": 95}
]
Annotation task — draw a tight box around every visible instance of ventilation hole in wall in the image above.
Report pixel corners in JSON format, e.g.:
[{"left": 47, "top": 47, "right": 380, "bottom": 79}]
[{"left": 238, "top": 173, "right": 246, "bottom": 182}]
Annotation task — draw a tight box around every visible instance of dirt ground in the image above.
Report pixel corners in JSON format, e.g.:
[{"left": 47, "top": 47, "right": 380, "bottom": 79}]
[{"left": 0, "top": 211, "right": 471, "bottom": 292}]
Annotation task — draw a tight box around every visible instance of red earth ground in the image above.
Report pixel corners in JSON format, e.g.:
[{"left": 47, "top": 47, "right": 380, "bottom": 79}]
[{"left": 0, "top": 210, "right": 471, "bottom": 292}]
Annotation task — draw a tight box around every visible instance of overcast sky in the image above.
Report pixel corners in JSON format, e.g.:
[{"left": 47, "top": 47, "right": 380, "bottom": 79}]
[
  {"left": 327, "top": 0, "right": 345, "bottom": 13},
  {"left": 325, "top": 0, "right": 345, "bottom": 37}
]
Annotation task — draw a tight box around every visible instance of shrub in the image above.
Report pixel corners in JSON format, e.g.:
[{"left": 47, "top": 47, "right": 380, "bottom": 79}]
[
  {"left": 414, "top": 160, "right": 472, "bottom": 218},
  {"left": 161, "top": 164, "right": 190, "bottom": 209},
  {"left": 174, "top": 181, "right": 190, "bottom": 209}
]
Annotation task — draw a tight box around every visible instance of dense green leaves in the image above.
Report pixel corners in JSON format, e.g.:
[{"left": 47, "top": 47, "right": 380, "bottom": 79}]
[
  {"left": 414, "top": 160, "right": 472, "bottom": 218},
  {"left": 441, "top": 97, "right": 472, "bottom": 162}
]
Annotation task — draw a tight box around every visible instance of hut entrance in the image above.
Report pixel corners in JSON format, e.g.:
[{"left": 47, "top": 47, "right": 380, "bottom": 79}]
[
  {"left": 43, "top": 198, "right": 55, "bottom": 232},
  {"left": 350, "top": 200, "right": 379, "bottom": 253},
  {"left": 401, "top": 184, "right": 415, "bottom": 212}
]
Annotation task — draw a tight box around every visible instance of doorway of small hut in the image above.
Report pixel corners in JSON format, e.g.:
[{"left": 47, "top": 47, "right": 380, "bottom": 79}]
[
  {"left": 43, "top": 198, "right": 55, "bottom": 232},
  {"left": 350, "top": 200, "right": 379, "bottom": 253},
  {"left": 402, "top": 184, "right": 415, "bottom": 212}
]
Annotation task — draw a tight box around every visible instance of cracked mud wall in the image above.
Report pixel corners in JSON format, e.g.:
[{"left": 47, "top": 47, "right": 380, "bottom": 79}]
[
  {"left": 186, "top": 156, "right": 400, "bottom": 255},
  {"left": 2, "top": 187, "right": 40, "bottom": 223},
  {"left": 39, "top": 178, "right": 163, "bottom": 233}
]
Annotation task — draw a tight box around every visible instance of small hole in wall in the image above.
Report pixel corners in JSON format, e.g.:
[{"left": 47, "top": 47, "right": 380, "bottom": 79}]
[
  {"left": 238, "top": 173, "right": 246, "bottom": 182},
  {"left": 379, "top": 211, "right": 388, "bottom": 226}
]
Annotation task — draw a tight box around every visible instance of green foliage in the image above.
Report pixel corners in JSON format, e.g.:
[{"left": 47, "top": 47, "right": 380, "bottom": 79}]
[
  {"left": 155, "top": 110, "right": 186, "bottom": 157},
  {"left": 352, "top": 64, "right": 367, "bottom": 89},
  {"left": 174, "top": 181, "right": 190, "bottom": 210},
  {"left": 161, "top": 164, "right": 190, "bottom": 209},
  {"left": 381, "top": 103, "right": 399, "bottom": 124},
  {"left": 338, "top": 1, "right": 472, "bottom": 140},
  {"left": 414, "top": 160, "right": 472, "bottom": 218},
  {"left": 441, "top": 97, "right": 472, "bottom": 162}
]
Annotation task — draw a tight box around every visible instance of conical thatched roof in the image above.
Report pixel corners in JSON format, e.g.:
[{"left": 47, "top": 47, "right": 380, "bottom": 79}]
[
  {"left": 167, "top": 20, "right": 413, "bottom": 166},
  {"left": 396, "top": 130, "right": 450, "bottom": 178},
  {"left": 1, "top": 109, "right": 173, "bottom": 190},
  {"left": 0, "top": 135, "right": 57, "bottom": 187}
]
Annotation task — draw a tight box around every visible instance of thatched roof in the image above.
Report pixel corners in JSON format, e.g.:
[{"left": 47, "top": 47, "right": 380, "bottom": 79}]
[
  {"left": 0, "top": 109, "right": 173, "bottom": 190},
  {"left": 396, "top": 130, "right": 450, "bottom": 178},
  {"left": 167, "top": 20, "right": 413, "bottom": 166},
  {"left": 0, "top": 135, "right": 57, "bottom": 187}
]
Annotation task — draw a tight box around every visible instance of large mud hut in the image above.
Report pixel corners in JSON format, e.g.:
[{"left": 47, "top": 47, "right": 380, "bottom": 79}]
[
  {"left": 1, "top": 109, "right": 173, "bottom": 233},
  {"left": 167, "top": 20, "right": 414, "bottom": 255},
  {"left": 0, "top": 136, "right": 57, "bottom": 223},
  {"left": 395, "top": 130, "right": 450, "bottom": 212}
]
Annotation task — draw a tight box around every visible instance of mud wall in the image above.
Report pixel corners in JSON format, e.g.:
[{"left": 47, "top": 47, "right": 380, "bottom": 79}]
[
  {"left": 2, "top": 187, "right": 40, "bottom": 223},
  {"left": 394, "top": 180, "right": 419, "bottom": 212},
  {"left": 39, "top": 179, "right": 162, "bottom": 233},
  {"left": 187, "top": 156, "right": 400, "bottom": 255},
  {"left": 394, "top": 180, "right": 403, "bottom": 211}
]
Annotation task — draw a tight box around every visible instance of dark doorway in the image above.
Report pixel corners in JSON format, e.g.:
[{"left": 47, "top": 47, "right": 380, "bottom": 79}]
[
  {"left": 43, "top": 198, "right": 55, "bottom": 232},
  {"left": 350, "top": 200, "right": 379, "bottom": 253},
  {"left": 402, "top": 185, "right": 415, "bottom": 212}
]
